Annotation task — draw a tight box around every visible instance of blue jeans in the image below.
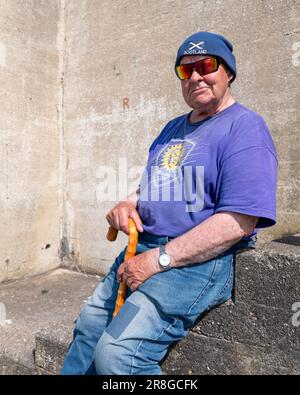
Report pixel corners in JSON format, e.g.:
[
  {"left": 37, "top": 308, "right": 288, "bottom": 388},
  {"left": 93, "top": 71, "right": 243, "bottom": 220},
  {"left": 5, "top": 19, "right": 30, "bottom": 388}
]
[{"left": 61, "top": 233, "right": 255, "bottom": 375}]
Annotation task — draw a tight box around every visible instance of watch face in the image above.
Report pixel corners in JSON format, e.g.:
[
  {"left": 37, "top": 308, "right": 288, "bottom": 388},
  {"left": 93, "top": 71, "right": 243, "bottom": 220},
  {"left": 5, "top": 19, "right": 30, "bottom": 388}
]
[{"left": 159, "top": 253, "right": 171, "bottom": 267}]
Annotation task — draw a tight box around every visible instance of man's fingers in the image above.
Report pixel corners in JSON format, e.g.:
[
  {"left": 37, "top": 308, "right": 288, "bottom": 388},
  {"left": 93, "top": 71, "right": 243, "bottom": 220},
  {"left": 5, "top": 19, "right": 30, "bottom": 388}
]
[
  {"left": 117, "top": 261, "right": 134, "bottom": 286},
  {"left": 105, "top": 213, "right": 113, "bottom": 227},
  {"left": 129, "top": 210, "right": 143, "bottom": 233},
  {"left": 106, "top": 202, "right": 143, "bottom": 235},
  {"left": 130, "top": 282, "right": 140, "bottom": 292},
  {"left": 119, "top": 216, "right": 130, "bottom": 234},
  {"left": 117, "top": 263, "right": 125, "bottom": 282},
  {"left": 106, "top": 211, "right": 120, "bottom": 231}
]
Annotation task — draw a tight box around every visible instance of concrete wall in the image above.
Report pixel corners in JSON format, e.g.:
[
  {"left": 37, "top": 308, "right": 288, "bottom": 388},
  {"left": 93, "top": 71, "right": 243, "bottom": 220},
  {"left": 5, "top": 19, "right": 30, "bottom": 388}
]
[
  {"left": 0, "top": 0, "right": 299, "bottom": 280},
  {"left": 0, "top": 0, "right": 61, "bottom": 282},
  {"left": 63, "top": 0, "right": 300, "bottom": 275}
]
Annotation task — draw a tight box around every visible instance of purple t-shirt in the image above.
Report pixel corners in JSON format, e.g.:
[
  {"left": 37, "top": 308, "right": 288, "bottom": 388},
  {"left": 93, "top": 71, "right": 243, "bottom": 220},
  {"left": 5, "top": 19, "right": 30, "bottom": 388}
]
[{"left": 137, "top": 102, "right": 278, "bottom": 238}]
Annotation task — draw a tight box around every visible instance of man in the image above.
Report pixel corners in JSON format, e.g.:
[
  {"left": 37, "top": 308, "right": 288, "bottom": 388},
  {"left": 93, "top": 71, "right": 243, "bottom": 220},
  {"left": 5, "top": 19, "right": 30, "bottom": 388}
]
[{"left": 61, "top": 31, "right": 277, "bottom": 375}]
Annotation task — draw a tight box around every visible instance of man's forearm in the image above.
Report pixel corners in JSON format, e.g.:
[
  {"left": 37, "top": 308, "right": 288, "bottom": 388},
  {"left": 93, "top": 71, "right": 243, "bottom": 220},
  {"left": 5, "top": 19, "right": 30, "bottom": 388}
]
[
  {"left": 119, "top": 212, "right": 258, "bottom": 291},
  {"left": 166, "top": 212, "right": 258, "bottom": 268}
]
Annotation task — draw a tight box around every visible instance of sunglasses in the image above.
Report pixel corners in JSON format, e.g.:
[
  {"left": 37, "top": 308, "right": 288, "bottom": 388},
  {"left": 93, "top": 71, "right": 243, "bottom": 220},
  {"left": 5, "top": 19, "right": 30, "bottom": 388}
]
[{"left": 176, "top": 57, "right": 221, "bottom": 80}]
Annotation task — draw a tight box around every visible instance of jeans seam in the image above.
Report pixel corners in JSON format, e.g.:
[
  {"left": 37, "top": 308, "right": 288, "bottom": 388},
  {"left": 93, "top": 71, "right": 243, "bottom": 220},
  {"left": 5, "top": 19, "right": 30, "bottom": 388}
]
[
  {"left": 220, "top": 260, "right": 234, "bottom": 295},
  {"left": 209, "top": 260, "right": 234, "bottom": 307},
  {"left": 131, "top": 339, "right": 143, "bottom": 375},
  {"left": 130, "top": 318, "right": 179, "bottom": 375},
  {"left": 186, "top": 259, "right": 218, "bottom": 315}
]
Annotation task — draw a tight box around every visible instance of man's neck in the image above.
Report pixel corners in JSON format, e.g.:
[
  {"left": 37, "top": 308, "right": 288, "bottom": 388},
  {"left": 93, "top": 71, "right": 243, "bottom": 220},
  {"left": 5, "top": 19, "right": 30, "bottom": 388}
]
[{"left": 190, "top": 93, "right": 235, "bottom": 123}]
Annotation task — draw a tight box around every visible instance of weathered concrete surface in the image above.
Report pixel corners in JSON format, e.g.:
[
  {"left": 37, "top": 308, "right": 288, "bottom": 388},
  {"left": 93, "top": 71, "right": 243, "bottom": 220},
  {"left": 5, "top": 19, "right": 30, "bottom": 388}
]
[
  {"left": 0, "top": 268, "right": 100, "bottom": 372},
  {"left": 0, "top": 0, "right": 299, "bottom": 292},
  {"left": 0, "top": 1, "right": 62, "bottom": 282},
  {"left": 35, "top": 328, "right": 70, "bottom": 375},
  {"left": 0, "top": 355, "right": 36, "bottom": 375},
  {"left": 62, "top": 0, "right": 300, "bottom": 276},
  {"left": 229, "top": 0, "right": 300, "bottom": 242},
  {"left": 32, "top": 240, "right": 299, "bottom": 375},
  {"left": 235, "top": 240, "right": 300, "bottom": 308},
  {"left": 163, "top": 240, "right": 300, "bottom": 374},
  {"left": 162, "top": 333, "right": 300, "bottom": 375}
]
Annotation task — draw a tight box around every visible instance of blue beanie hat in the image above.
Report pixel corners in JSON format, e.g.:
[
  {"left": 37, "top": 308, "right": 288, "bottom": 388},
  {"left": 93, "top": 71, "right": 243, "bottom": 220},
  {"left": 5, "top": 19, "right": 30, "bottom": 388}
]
[{"left": 175, "top": 31, "right": 237, "bottom": 82}]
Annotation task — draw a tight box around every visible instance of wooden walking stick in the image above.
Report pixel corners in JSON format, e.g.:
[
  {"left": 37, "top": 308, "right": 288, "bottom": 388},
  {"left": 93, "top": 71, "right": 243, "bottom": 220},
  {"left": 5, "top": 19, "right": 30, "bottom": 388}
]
[{"left": 106, "top": 218, "right": 138, "bottom": 317}]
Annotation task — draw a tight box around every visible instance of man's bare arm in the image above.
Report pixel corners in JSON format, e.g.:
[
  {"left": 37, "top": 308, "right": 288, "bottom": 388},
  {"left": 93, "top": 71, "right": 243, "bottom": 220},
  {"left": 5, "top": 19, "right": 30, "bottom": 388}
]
[
  {"left": 166, "top": 212, "right": 258, "bottom": 267},
  {"left": 117, "top": 212, "right": 258, "bottom": 290}
]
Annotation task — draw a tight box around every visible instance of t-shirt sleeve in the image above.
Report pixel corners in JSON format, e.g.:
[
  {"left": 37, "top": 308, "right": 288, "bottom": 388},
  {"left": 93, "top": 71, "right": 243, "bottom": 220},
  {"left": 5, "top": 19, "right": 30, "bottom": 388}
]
[{"left": 215, "top": 113, "right": 278, "bottom": 228}]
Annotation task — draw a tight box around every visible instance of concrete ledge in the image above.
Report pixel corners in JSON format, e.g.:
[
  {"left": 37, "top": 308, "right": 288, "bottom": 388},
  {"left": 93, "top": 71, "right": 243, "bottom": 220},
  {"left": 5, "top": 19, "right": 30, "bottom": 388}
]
[
  {"left": 195, "top": 241, "right": 300, "bottom": 350},
  {"left": 0, "top": 268, "right": 100, "bottom": 374},
  {"left": 235, "top": 240, "right": 300, "bottom": 307},
  {"left": 0, "top": 238, "right": 299, "bottom": 375},
  {"left": 35, "top": 330, "right": 69, "bottom": 375},
  {"left": 0, "top": 355, "right": 36, "bottom": 375},
  {"left": 162, "top": 333, "right": 300, "bottom": 375},
  {"left": 195, "top": 301, "right": 298, "bottom": 352}
]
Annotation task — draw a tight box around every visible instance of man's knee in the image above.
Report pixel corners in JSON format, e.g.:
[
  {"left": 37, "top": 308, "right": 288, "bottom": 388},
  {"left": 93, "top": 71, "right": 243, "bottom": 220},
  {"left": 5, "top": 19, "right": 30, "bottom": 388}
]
[{"left": 94, "top": 332, "right": 128, "bottom": 375}]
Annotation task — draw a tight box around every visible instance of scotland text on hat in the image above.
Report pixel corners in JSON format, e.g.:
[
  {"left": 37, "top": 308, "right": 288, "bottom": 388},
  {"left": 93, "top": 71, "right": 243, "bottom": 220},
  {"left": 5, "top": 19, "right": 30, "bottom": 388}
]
[{"left": 184, "top": 41, "right": 208, "bottom": 55}]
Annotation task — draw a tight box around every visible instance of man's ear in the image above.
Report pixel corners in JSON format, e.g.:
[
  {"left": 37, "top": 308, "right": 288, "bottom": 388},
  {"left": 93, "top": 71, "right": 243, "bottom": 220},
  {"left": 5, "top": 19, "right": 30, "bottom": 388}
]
[{"left": 227, "top": 74, "right": 234, "bottom": 85}]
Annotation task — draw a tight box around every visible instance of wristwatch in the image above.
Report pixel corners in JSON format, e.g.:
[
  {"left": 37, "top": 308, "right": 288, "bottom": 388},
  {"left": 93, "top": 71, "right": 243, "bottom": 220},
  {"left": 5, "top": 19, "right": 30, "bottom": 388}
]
[{"left": 158, "top": 244, "right": 172, "bottom": 270}]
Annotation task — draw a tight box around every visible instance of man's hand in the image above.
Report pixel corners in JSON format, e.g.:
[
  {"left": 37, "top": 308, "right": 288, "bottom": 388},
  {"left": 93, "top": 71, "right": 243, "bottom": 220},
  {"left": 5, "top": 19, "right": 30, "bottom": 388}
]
[
  {"left": 106, "top": 200, "right": 143, "bottom": 235},
  {"left": 117, "top": 248, "right": 160, "bottom": 292}
]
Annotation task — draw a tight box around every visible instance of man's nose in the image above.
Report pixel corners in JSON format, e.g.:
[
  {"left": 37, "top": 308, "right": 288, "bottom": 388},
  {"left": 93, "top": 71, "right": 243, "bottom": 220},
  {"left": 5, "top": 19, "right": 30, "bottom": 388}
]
[{"left": 189, "top": 68, "right": 204, "bottom": 81}]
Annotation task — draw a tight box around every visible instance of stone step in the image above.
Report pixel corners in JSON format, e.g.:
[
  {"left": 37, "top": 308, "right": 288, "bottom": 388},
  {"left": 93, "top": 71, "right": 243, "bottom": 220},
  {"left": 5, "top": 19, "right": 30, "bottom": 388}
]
[
  {"left": 0, "top": 238, "right": 299, "bottom": 375},
  {"left": 0, "top": 355, "right": 36, "bottom": 375},
  {"left": 0, "top": 268, "right": 100, "bottom": 375}
]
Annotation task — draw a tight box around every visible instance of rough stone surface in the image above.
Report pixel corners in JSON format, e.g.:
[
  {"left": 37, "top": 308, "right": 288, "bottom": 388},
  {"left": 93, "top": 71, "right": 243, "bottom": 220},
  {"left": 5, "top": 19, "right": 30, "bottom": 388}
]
[
  {"left": 162, "top": 333, "right": 300, "bottom": 375},
  {"left": 35, "top": 330, "right": 69, "bottom": 375},
  {"left": 0, "top": 240, "right": 299, "bottom": 375},
  {"left": 0, "top": 355, "right": 36, "bottom": 375},
  {"left": 2, "top": 240, "right": 297, "bottom": 375},
  {"left": 235, "top": 241, "right": 300, "bottom": 307},
  {"left": 194, "top": 301, "right": 299, "bottom": 352},
  {"left": 0, "top": 268, "right": 100, "bottom": 372}
]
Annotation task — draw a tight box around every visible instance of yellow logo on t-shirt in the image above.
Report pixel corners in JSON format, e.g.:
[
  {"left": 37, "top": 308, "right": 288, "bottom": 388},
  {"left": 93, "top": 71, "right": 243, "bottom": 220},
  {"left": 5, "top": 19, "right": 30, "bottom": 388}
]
[{"left": 161, "top": 143, "right": 185, "bottom": 171}]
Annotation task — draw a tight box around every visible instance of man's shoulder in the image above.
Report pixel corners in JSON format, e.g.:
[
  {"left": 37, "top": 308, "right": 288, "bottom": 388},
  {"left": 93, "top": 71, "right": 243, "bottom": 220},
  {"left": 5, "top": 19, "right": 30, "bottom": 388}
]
[
  {"left": 156, "top": 112, "right": 188, "bottom": 136},
  {"left": 148, "top": 113, "right": 188, "bottom": 152},
  {"left": 233, "top": 103, "right": 267, "bottom": 125},
  {"left": 165, "top": 113, "right": 188, "bottom": 128},
  {"left": 226, "top": 103, "right": 277, "bottom": 158}
]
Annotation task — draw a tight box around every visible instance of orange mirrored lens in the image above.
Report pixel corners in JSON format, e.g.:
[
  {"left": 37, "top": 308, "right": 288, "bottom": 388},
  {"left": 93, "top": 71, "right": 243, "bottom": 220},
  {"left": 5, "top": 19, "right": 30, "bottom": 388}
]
[{"left": 176, "top": 57, "right": 219, "bottom": 80}]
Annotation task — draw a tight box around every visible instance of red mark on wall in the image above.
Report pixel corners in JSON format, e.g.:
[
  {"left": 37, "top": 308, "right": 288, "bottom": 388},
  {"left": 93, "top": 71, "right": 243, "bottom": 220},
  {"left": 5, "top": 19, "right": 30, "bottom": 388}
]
[{"left": 123, "top": 97, "right": 129, "bottom": 110}]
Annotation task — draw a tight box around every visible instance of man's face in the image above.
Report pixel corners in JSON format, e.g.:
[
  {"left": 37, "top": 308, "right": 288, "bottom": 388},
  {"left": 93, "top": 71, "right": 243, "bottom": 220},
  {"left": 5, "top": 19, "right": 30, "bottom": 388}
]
[{"left": 180, "top": 55, "right": 231, "bottom": 110}]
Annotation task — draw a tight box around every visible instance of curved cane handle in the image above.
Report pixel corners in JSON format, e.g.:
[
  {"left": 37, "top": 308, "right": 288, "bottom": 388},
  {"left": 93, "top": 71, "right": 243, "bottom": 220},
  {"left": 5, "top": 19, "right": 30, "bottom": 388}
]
[
  {"left": 110, "top": 219, "right": 138, "bottom": 317},
  {"left": 106, "top": 226, "right": 118, "bottom": 241}
]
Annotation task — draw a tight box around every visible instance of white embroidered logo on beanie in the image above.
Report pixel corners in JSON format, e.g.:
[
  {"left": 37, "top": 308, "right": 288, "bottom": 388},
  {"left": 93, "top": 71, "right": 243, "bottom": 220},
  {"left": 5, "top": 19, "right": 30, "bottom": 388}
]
[
  {"left": 184, "top": 41, "right": 207, "bottom": 55},
  {"left": 189, "top": 41, "right": 204, "bottom": 50}
]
